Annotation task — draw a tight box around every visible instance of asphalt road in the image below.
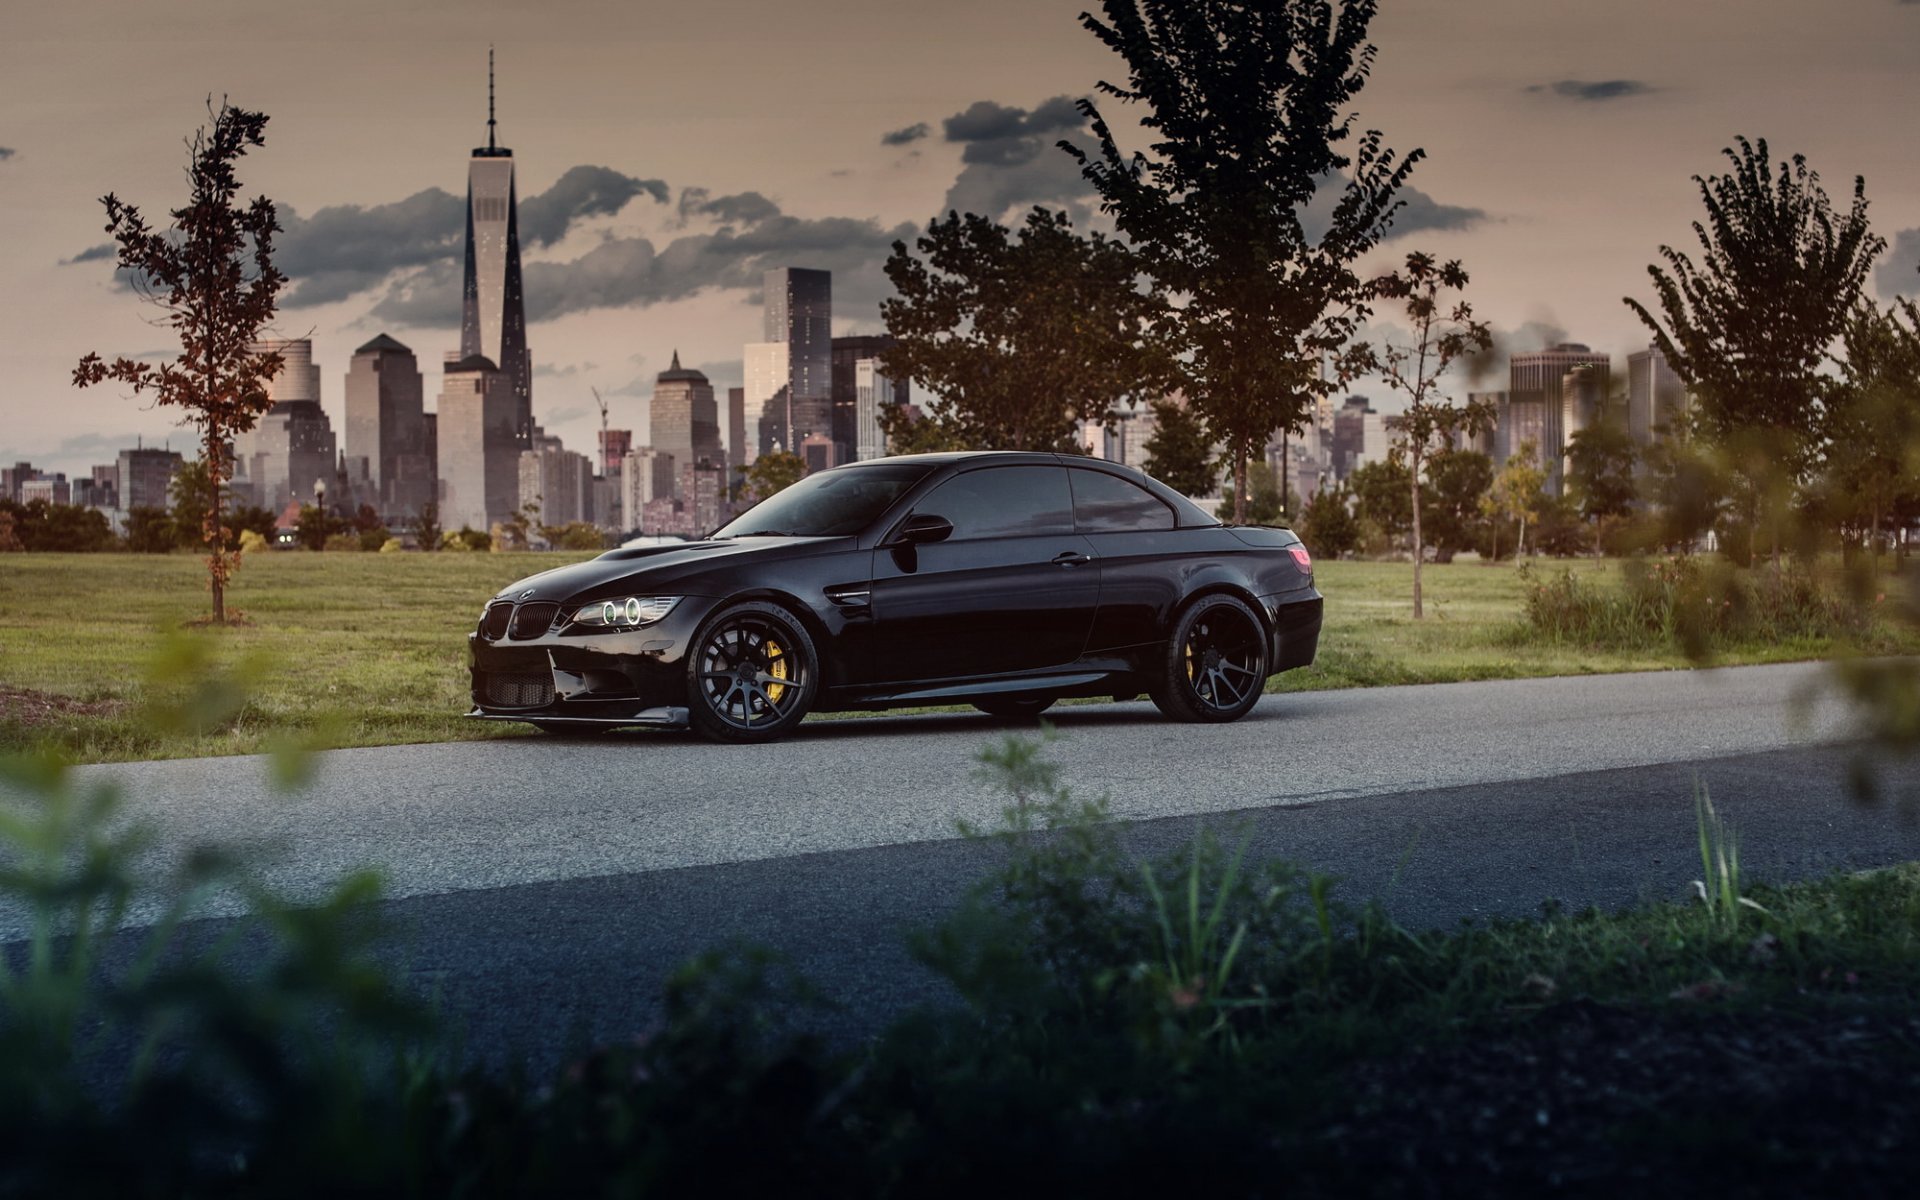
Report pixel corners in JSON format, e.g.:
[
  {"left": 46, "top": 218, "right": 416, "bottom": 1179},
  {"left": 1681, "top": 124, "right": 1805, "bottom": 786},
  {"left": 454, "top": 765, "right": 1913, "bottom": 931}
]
[{"left": 9, "top": 661, "right": 1920, "bottom": 1070}]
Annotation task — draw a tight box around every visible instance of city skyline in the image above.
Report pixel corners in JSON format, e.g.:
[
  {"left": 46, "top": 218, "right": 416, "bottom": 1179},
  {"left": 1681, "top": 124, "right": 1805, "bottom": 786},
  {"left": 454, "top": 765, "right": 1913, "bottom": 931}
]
[{"left": 5, "top": 0, "right": 1920, "bottom": 478}]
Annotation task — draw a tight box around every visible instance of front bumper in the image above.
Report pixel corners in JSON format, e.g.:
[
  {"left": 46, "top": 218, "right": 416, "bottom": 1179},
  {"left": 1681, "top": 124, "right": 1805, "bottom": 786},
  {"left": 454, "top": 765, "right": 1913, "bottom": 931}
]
[
  {"left": 1264, "top": 589, "right": 1323, "bottom": 673},
  {"left": 466, "top": 595, "right": 720, "bottom": 727}
]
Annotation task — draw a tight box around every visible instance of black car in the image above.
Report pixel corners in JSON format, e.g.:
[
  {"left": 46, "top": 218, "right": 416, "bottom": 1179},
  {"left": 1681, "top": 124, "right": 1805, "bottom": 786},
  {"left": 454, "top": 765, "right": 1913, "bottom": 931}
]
[{"left": 468, "top": 452, "right": 1323, "bottom": 743}]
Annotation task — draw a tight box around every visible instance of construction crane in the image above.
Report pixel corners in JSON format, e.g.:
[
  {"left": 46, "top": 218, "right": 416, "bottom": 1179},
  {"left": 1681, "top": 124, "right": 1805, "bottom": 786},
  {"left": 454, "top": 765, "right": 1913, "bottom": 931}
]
[{"left": 591, "top": 386, "right": 610, "bottom": 466}]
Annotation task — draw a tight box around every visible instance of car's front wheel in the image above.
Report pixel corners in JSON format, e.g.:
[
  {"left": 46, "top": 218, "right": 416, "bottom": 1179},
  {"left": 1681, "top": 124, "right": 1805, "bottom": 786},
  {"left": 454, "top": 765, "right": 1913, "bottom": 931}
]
[
  {"left": 1149, "top": 594, "right": 1269, "bottom": 724},
  {"left": 686, "top": 600, "right": 819, "bottom": 743}
]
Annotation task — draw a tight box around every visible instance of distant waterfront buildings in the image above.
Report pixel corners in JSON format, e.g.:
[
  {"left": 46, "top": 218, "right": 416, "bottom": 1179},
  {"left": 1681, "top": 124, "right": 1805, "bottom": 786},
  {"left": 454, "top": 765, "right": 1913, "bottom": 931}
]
[
  {"left": 239, "top": 338, "right": 337, "bottom": 513},
  {"left": 344, "top": 334, "right": 433, "bottom": 520},
  {"left": 829, "top": 334, "right": 909, "bottom": 465},
  {"left": 1509, "top": 342, "right": 1610, "bottom": 494},
  {"left": 1627, "top": 344, "right": 1688, "bottom": 447},
  {"left": 622, "top": 447, "right": 675, "bottom": 531},
  {"left": 726, "top": 387, "right": 747, "bottom": 475},
  {"left": 518, "top": 443, "right": 594, "bottom": 527},
  {"left": 650, "top": 352, "right": 722, "bottom": 497},
  {"left": 751, "top": 267, "right": 832, "bottom": 458},
  {"left": 460, "top": 51, "right": 532, "bottom": 446},
  {"left": 437, "top": 354, "right": 520, "bottom": 533},
  {"left": 117, "top": 446, "right": 182, "bottom": 511}
]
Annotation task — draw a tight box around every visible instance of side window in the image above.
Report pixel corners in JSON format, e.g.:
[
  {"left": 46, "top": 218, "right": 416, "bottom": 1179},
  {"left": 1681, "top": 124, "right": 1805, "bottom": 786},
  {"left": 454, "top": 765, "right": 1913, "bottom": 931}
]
[
  {"left": 917, "top": 466, "right": 1074, "bottom": 540},
  {"left": 1069, "top": 468, "right": 1176, "bottom": 533}
]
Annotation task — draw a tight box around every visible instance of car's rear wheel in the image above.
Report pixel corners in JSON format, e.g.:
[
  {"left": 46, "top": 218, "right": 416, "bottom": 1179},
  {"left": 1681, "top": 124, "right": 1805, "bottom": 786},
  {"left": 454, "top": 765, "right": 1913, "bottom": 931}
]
[
  {"left": 972, "top": 694, "right": 1057, "bottom": 721},
  {"left": 1149, "top": 595, "right": 1269, "bottom": 724},
  {"left": 687, "top": 601, "right": 818, "bottom": 743}
]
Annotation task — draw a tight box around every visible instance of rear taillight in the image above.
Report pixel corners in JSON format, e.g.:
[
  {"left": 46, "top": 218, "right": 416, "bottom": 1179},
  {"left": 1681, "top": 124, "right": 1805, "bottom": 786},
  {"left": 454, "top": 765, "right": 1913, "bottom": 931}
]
[{"left": 1288, "top": 545, "right": 1312, "bottom": 573}]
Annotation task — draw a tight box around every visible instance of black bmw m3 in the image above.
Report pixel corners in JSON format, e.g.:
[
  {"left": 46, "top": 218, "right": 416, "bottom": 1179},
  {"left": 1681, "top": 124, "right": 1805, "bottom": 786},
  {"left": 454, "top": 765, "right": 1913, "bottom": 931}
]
[{"left": 468, "top": 451, "right": 1322, "bottom": 743}]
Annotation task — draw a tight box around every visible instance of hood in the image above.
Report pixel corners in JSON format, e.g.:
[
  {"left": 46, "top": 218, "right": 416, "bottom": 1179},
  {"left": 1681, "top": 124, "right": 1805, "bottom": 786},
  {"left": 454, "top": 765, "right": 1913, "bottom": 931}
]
[{"left": 491, "top": 536, "right": 846, "bottom": 602}]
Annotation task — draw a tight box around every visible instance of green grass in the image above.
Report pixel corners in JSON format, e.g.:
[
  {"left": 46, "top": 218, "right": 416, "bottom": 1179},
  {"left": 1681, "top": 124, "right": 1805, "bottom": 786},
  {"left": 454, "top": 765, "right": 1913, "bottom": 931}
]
[{"left": 0, "top": 551, "right": 1908, "bottom": 763}]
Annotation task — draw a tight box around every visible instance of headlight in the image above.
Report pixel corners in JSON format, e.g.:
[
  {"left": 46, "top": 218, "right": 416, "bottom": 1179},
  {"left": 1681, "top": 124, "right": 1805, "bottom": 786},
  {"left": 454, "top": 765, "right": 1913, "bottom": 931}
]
[{"left": 571, "top": 596, "right": 680, "bottom": 628}]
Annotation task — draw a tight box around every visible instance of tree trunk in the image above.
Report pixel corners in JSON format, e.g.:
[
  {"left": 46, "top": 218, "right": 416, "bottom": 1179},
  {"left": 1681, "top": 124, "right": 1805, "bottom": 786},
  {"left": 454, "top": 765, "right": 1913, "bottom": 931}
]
[
  {"left": 1232, "top": 442, "right": 1248, "bottom": 525},
  {"left": 1409, "top": 450, "right": 1424, "bottom": 619},
  {"left": 1490, "top": 519, "right": 1500, "bottom": 564},
  {"left": 207, "top": 425, "right": 225, "bottom": 624}
]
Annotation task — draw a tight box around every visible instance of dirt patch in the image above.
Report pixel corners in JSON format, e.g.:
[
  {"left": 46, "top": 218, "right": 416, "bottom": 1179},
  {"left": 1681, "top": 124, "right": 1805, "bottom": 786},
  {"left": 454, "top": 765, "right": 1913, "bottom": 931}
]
[{"left": 0, "top": 686, "right": 129, "bottom": 728}]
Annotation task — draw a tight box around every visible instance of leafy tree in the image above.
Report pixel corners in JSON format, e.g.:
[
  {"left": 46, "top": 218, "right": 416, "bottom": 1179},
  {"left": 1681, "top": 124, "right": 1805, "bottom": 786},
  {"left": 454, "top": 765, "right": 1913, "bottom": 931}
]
[
  {"left": 743, "top": 451, "right": 807, "bottom": 504},
  {"left": 229, "top": 505, "right": 278, "bottom": 542},
  {"left": 881, "top": 207, "right": 1167, "bottom": 451},
  {"left": 73, "top": 101, "right": 287, "bottom": 623},
  {"left": 168, "top": 458, "right": 220, "bottom": 549},
  {"left": 1826, "top": 299, "right": 1920, "bottom": 564},
  {"left": 1141, "top": 398, "right": 1217, "bottom": 496},
  {"left": 356, "top": 526, "right": 390, "bottom": 552},
  {"left": 1347, "top": 458, "right": 1411, "bottom": 547},
  {"left": 1640, "top": 419, "right": 1728, "bottom": 553},
  {"left": 1364, "top": 253, "right": 1494, "bottom": 614},
  {"left": 1068, "top": 0, "right": 1421, "bottom": 522},
  {"left": 1482, "top": 445, "right": 1547, "bottom": 558},
  {"left": 0, "top": 500, "right": 116, "bottom": 552},
  {"left": 492, "top": 502, "right": 539, "bottom": 552},
  {"left": 877, "top": 404, "right": 970, "bottom": 456},
  {"left": 0, "top": 510, "right": 19, "bottom": 553},
  {"left": 124, "top": 506, "right": 176, "bottom": 554},
  {"left": 410, "top": 501, "right": 443, "bottom": 553},
  {"left": 1625, "top": 136, "right": 1884, "bottom": 565},
  {"left": 1421, "top": 448, "right": 1494, "bottom": 563},
  {"left": 293, "top": 504, "right": 345, "bottom": 551},
  {"left": 1215, "top": 463, "right": 1295, "bottom": 526},
  {"left": 1566, "top": 419, "right": 1640, "bottom": 552},
  {"left": 1296, "top": 483, "right": 1359, "bottom": 560}
]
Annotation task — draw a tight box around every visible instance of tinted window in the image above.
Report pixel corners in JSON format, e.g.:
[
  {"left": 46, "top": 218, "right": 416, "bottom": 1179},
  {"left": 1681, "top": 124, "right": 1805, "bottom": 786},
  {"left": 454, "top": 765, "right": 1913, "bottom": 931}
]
[
  {"left": 916, "top": 466, "right": 1073, "bottom": 540},
  {"left": 711, "top": 463, "right": 935, "bottom": 538},
  {"left": 1069, "top": 467, "right": 1176, "bottom": 532}
]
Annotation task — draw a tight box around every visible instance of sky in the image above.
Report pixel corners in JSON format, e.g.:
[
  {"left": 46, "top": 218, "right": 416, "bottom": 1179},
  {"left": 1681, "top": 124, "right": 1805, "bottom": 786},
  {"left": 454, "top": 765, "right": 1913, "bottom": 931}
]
[{"left": 4, "top": 0, "right": 1919, "bottom": 476}]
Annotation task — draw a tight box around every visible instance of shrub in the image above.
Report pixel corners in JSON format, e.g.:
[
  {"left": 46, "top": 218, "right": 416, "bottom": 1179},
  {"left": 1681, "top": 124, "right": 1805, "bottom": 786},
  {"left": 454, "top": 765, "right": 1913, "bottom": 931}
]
[
  {"left": 237, "top": 528, "right": 271, "bottom": 555},
  {"left": 322, "top": 532, "right": 361, "bottom": 552},
  {"left": 378, "top": 536, "right": 404, "bottom": 553}
]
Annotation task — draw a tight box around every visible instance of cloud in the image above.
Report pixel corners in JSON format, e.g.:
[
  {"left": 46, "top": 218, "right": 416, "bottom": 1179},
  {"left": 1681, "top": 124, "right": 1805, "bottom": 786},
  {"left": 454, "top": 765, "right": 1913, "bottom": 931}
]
[
  {"left": 1877, "top": 228, "right": 1920, "bottom": 298},
  {"left": 62, "top": 243, "right": 115, "bottom": 266},
  {"left": 0, "top": 147, "right": 14, "bottom": 162},
  {"left": 937, "top": 95, "right": 1096, "bottom": 222},
  {"left": 64, "top": 165, "right": 669, "bottom": 309},
  {"left": 1300, "top": 177, "right": 1485, "bottom": 243},
  {"left": 368, "top": 191, "right": 916, "bottom": 329},
  {"left": 517, "top": 165, "right": 667, "bottom": 248},
  {"left": 881, "top": 122, "right": 930, "bottom": 147},
  {"left": 1527, "top": 79, "right": 1654, "bottom": 102}
]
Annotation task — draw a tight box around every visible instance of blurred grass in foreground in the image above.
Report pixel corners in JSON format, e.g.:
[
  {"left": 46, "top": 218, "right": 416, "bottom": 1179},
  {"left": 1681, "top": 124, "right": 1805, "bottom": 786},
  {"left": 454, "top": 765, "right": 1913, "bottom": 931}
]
[{"left": 2, "top": 551, "right": 1915, "bottom": 764}]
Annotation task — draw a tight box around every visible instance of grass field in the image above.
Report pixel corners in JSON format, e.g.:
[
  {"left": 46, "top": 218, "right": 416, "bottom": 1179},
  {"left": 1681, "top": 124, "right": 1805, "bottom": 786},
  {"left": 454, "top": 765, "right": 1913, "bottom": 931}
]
[{"left": 0, "top": 550, "right": 1907, "bottom": 763}]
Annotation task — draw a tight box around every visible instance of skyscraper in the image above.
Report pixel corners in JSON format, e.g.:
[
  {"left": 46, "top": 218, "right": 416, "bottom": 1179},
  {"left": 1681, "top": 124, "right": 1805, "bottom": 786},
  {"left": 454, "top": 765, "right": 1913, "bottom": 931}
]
[
  {"left": 830, "top": 334, "right": 909, "bottom": 464},
  {"left": 344, "top": 333, "right": 432, "bottom": 520},
  {"left": 650, "top": 351, "right": 722, "bottom": 496},
  {"left": 461, "top": 51, "right": 532, "bottom": 447},
  {"left": 751, "top": 268, "right": 832, "bottom": 458},
  {"left": 1509, "top": 343, "right": 1609, "bottom": 494},
  {"left": 116, "top": 446, "right": 182, "bottom": 512},
  {"left": 746, "top": 341, "right": 791, "bottom": 460},
  {"left": 1627, "top": 344, "right": 1688, "bottom": 447},
  {"left": 726, "top": 387, "right": 746, "bottom": 475},
  {"left": 239, "top": 338, "right": 336, "bottom": 513},
  {"left": 438, "top": 354, "right": 520, "bottom": 534}
]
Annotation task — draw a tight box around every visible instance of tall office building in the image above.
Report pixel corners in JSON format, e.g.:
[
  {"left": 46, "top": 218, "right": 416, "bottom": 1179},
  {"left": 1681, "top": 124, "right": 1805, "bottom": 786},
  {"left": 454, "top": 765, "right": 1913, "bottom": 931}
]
[
  {"left": 518, "top": 444, "right": 593, "bottom": 526},
  {"left": 240, "top": 338, "right": 337, "bottom": 513},
  {"left": 750, "top": 268, "right": 832, "bottom": 458},
  {"left": 438, "top": 354, "right": 520, "bottom": 533},
  {"left": 460, "top": 51, "right": 532, "bottom": 446},
  {"left": 853, "top": 359, "right": 896, "bottom": 462},
  {"left": 116, "top": 446, "right": 182, "bottom": 511},
  {"left": 344, "top": 333, "right": 433, "bottom": 520},
  {"left": 650, "top": 351, "right": 722, "bottom": 496},
  {"left": 1627, "top": 344, "right": 1688, "bottom": 447},
  {"left": 746, "top": 341, "right": 791, "bottom": 460},
  {"left": 1509, "top": 343, "right": 1609, "bottom": 494},
  {"left": 597, "top": 429, "right": 632, "bottom": 474},
  {"left": 830, "top": 335, "right": 909, "bottom": 464},
  {"left": 622, "top": 447, "right": 676, "bottom": 531},
  {"left": 726, "top": 387, "right": 746, "bottom": 474}
]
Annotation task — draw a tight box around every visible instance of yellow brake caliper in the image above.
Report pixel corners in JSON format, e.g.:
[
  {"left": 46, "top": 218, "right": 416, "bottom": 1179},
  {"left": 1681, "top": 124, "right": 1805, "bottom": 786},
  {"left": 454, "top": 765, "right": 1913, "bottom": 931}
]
[{"left": 764, "top": 639, "right": 788, "bottom": 705}]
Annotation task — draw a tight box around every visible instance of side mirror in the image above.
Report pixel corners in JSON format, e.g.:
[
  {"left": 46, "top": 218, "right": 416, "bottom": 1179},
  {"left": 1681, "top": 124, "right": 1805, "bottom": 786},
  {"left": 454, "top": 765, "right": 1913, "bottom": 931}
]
[{"left": 891, "top": 513, "right": 954, "bottom": 546}]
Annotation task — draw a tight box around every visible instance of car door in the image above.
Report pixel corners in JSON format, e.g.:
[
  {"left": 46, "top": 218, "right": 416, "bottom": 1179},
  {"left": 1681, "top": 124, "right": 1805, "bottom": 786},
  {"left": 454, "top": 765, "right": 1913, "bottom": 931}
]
[
  {"left": 1067, "top": 466, "right": 1187, "bottom": 652},
  {"left": 865, "top": 464, "right": 1100, "bottom": 683}
]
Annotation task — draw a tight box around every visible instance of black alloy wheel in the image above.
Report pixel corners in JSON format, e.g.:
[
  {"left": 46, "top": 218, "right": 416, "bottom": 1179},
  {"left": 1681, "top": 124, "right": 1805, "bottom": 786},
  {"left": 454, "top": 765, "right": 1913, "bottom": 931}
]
[
  {"left": 687, "top": 601, "right": 818, "bottom": 743},
  {"left": 971, "top": 694, "right": 1058, "bottom": 721},
  {"left": 1149, "top": 595, "right": 1269, "bottom": 724}
]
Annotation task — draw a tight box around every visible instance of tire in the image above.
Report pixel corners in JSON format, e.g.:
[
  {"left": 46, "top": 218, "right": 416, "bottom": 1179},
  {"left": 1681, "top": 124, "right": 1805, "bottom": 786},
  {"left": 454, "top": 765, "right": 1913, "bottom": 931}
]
[
  {"left": 1148, "top": 594, "right": 1269, "bottom": 724},
  {"left": 972, "top": 695, "right": 1057, "bottom": 721},
  {"left": 686, "top": 600, "right": 819, "bottom": 744}
]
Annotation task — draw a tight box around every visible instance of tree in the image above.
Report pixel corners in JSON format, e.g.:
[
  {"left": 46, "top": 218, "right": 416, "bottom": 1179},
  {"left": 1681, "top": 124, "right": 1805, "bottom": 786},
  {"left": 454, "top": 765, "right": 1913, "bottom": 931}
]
[
  {"left": 1364, "top": 253, "right": 1494, "bottom": 615},
  {"left": 1068, "top": 0, "right": 1422, "bottom": 522},
  {"left": 1215, "top": 463, "right": 1294, "bottom": 525},
  {"left": 1640, "top": 418, "right": 1728, "bottom": 553},
  {"left": 743, "top": 451, "right": 807, "bottom": 504},
  {"left": 125, "top": 506, "right": 176, "bottom": 554},
  {"left": 881, "top": 207, "right": 1167, "bottom": 451},
  {"left": 0, "top": 500, "right": 117, "bottom": 552},
  {"left": 73, "top": 101, "right": 287, "bottom": 623},
  {"left": 1826, "top": 299, "right": 1920, "bottom": 565},
  {"left": 1625, "top": 136, "right": 1883, "bottom": 565},
  {"left": 293, "top": 504, "right": 345, "bottom": 551},
  {"left": 1566, "top": 419, "right": 1639, "bottom": 552},
  {"left": 1421, "top": 447, "right": 1494, "bottom": 563},
  {"left": 541, "top": 521, "right": 608, "bottom": 551},
  {"left": 1348, "top": 458, "right": 1412, "bottom": 548},
  {"left": 410, "top": 501, "right": 443, "bottom": 553},
  {"left": 1141, "top": 397, "right": 1217, "bottom": 496},
  {"left": 1296, "top": 483, "right": 1359, "bottom": 559},
  {"left": 878, "top": 404, "right": 970, "bottom": 456},
  {"left": 1483, "top": 445, "right": 1547, "bottom": 559}
]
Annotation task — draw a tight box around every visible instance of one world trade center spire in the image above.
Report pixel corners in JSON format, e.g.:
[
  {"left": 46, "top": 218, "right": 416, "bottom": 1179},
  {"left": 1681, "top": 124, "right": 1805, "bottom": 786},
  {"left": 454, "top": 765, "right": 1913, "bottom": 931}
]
[{"left": 460, "top": 48, "right": 532, "bottom": 446}]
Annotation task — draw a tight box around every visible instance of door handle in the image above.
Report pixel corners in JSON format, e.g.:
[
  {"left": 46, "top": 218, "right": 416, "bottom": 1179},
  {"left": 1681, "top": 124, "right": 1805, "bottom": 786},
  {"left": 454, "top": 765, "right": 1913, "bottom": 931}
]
[{"left": 1052, "top": 551, "right": 1093, "bottom": 566}]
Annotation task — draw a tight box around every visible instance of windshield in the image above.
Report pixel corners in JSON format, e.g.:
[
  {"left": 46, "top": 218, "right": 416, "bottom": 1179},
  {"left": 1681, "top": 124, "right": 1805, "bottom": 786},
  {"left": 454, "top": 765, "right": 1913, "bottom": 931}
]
[{"left": 711, "top": 463, "right": 937, "bottom": 538}]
